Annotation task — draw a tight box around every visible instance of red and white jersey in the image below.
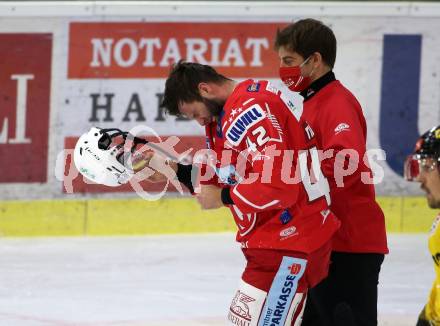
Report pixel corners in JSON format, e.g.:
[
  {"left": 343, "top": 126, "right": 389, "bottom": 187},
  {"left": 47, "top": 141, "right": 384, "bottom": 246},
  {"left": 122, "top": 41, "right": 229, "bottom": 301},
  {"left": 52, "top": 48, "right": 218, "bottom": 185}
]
[{"left": 204, "top": 79, "right": 340, "bottom": 253}]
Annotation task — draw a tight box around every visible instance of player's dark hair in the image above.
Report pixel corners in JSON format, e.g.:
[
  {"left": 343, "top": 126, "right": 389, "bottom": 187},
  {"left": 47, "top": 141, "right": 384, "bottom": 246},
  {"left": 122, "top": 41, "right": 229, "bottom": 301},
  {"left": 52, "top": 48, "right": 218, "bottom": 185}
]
[
  {"left": 274, "top": 18, "right": 337, "bottom": 68},
  {"left": 161, "top": 60, "right": 231, "bottom": 116}
]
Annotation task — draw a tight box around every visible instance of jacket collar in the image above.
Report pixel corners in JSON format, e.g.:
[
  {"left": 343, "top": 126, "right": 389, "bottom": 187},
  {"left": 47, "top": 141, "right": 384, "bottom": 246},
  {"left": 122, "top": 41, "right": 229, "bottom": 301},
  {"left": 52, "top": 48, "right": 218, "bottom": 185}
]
[{"left": 300, "top": 71, "right": 336, "bottom": 101}]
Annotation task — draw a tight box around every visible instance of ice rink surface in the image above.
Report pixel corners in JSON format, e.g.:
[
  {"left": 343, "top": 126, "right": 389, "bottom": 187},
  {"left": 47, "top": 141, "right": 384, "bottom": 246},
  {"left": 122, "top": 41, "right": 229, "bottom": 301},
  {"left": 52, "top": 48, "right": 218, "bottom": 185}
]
[{"left": 0, "top": 233, "right": 433, "bottom": 326}]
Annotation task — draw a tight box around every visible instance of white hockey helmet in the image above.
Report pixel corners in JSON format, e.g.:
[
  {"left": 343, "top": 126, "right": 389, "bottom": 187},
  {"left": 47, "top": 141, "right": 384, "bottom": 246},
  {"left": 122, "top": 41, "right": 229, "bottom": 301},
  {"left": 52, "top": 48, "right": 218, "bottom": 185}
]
[{"left": 73, "top": 127, "right": 135, "bottom": 187}]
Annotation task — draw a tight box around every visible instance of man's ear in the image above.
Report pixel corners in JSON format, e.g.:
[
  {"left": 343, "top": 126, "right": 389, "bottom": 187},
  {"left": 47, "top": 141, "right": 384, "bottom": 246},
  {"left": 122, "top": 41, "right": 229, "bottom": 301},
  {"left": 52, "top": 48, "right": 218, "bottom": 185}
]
[
  {"left": 312, "top": 52, "right": 323, "bottom": 69},
  {"left": 198, "top": 82, "right": 212, "bottom": 98}
]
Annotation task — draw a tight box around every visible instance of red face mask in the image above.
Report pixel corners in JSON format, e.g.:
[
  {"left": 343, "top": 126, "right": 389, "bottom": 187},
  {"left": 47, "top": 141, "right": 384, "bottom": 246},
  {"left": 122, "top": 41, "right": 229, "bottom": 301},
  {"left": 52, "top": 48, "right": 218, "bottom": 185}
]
[{"left": 279, "top": 57, "right": 312, "bottom": 92}]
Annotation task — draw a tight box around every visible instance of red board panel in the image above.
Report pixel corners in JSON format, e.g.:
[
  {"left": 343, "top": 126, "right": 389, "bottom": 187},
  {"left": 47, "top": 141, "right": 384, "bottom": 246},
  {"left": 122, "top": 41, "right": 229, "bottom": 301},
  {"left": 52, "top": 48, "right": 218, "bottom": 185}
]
[{"left": 0, "top": 34, "right": 52, "bottom": 183}]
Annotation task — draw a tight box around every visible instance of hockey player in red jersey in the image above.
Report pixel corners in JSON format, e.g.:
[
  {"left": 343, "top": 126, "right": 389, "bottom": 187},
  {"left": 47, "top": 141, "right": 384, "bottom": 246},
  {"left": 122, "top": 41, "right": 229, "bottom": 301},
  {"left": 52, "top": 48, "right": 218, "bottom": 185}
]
[{"left": 157, "top": 61, "right": 340, "bottom": 325}]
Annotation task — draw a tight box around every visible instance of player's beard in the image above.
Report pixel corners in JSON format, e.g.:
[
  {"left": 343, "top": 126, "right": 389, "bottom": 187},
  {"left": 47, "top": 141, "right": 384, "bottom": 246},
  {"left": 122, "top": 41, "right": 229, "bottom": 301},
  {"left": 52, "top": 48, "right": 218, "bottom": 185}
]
[{"left": 203, "top": 97, "right": 224, "bottom": 118}]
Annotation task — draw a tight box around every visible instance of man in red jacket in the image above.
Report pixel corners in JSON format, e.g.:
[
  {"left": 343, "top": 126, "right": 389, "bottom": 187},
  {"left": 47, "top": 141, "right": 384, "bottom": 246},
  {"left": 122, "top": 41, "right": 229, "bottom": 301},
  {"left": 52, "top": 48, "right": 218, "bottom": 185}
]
[{"left": 275, "top": 19, "right": 388, "bottom": 326}]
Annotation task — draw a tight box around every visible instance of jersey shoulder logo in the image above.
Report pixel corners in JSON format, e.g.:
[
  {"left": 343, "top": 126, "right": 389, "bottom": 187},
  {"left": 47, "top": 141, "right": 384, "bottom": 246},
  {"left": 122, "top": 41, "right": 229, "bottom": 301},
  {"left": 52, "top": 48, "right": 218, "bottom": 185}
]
[
  {"left": 335, "top": 122, "right": 350, "bottom": 134},
  {"left": 247, "top": 82, "right": 260, "bottom": 92},
  {"left": 225, "top": 104, "right": 265, "bottom": 146}
]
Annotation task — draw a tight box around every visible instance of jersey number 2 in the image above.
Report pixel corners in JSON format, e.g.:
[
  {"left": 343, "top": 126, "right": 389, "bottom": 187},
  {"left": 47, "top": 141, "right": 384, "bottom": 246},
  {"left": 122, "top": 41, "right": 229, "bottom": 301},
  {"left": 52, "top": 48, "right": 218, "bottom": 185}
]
[{"left": 245, "top": 126, "right": 270, "bottom": 151}]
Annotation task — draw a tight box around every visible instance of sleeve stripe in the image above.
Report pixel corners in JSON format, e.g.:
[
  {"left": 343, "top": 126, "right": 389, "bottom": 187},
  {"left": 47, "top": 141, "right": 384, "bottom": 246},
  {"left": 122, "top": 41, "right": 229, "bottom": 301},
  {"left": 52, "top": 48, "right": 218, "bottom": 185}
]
[
  {"left": 242, "top": 98, "right": 255, "bottom": 106},
  {"left": 232, "top": 186, "right": 280, "bottom": 209}
]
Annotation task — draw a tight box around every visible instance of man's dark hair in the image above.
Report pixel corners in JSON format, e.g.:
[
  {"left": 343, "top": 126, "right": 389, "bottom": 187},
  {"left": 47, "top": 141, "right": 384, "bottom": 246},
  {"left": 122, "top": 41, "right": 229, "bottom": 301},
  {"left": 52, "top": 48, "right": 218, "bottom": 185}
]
[
  {"left": 161, "top": 60, "right": 230, "bottom": 116},
  {"left": 274, "top": 19, "right": 337, "bottom": 68}
]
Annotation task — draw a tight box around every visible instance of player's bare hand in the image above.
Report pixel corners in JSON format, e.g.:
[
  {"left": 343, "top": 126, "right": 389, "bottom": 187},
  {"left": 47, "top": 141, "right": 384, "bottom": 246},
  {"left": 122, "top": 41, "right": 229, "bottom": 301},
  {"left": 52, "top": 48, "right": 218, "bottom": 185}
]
[
  {"left": 196, "top": 185, "right": 223, "bottom": 210},
  {"left": 136, "top": 152, "right": 178, "bottom": 183}
]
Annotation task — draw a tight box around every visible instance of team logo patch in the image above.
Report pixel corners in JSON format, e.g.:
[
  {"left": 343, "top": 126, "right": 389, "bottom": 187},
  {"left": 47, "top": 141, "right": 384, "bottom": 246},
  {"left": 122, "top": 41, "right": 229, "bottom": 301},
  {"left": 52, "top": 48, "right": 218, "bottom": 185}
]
[
  {"left": 226, "top": 104, "right": 265, "bottom": 145},
  {"left": 229, "top": 290, "right": 256, "bottom": 324},
  {"left": 335, "top": 122, "right": 350, "bottom": 134},
  {"left": 247, "top": 82, "right": 261, "bottom": 92}
]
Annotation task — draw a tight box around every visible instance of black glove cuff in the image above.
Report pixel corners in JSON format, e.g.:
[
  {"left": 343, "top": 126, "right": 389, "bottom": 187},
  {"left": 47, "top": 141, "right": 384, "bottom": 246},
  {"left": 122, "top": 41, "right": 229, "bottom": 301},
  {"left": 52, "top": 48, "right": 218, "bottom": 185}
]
[
  {"left": 176, "top": 163, "right": 194, "bottom": 194},
  {"left": 221, "top": 187, "right": 234, "bottom": 205}
]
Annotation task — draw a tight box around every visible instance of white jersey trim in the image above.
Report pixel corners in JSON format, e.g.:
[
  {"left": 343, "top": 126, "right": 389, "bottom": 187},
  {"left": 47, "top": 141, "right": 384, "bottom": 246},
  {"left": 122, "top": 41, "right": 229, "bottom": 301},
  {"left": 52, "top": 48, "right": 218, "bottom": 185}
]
[{"left": 232, "top": 186, "right": 280, "bottom": 209}]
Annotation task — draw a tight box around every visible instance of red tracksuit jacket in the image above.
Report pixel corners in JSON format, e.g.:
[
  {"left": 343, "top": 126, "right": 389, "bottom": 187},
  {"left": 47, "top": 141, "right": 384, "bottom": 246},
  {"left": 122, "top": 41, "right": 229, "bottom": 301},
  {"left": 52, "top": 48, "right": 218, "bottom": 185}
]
[{"left": 301, "top": 72, "right": 388, "bottom": 254}]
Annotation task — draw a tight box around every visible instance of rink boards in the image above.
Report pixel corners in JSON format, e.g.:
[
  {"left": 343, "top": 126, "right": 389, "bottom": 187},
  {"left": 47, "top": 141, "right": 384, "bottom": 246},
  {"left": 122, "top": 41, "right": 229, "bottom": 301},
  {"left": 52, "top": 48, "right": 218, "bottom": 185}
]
[{"left": 0, "top": 196, "right": 436, "bottom": 236}]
